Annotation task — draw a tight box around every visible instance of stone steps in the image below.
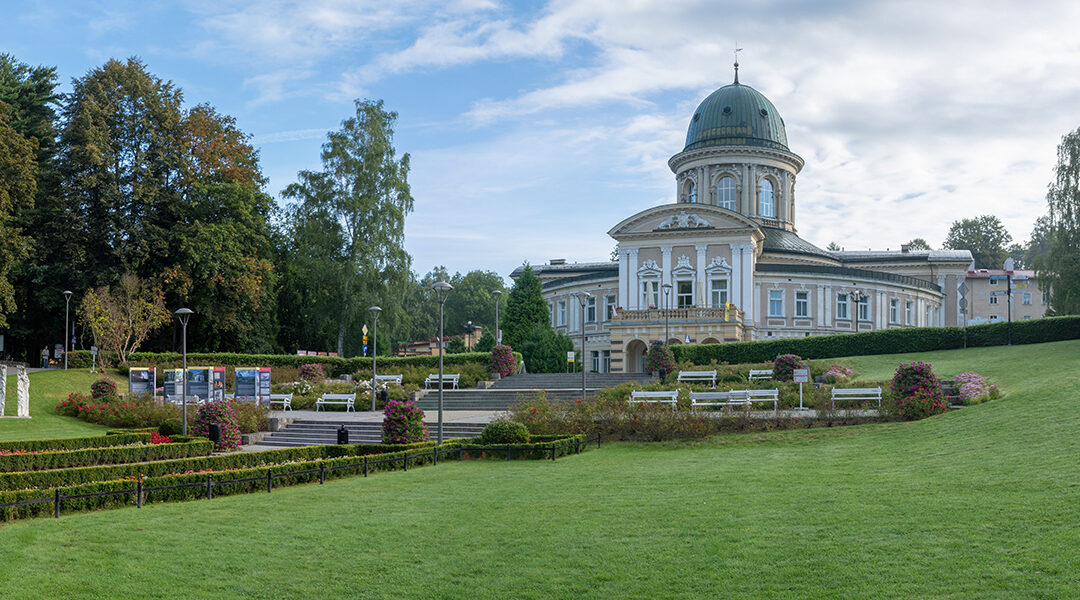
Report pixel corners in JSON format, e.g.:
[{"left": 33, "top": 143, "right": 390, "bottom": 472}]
[{"left": 257, "top": 420, "right": 485, "bottom": 447}]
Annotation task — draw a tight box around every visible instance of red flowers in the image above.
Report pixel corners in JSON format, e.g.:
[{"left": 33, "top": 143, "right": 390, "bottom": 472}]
[{"left": 150, "top": 432, "right": 173, "bottom": 445}]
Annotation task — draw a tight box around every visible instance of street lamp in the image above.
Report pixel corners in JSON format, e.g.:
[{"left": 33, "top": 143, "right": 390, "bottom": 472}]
[
  {"left": 850, "top": 289, "right": 865, "bottom": 333},
  {"left": 369, "top": 306, "right": 381, "bottom": 411},
  {"left": 573, "top": 292, "right": 591, "bottom": 403},
  {"left": 62, "top": 290, "right": 73, "bottom": 370},
  {"left": 492, "top": 289, "right": 503, "bottom": 345},
  {"left": 174, "top": 308, "right": 194, "bottom": 436},
  {"left": 432, "top": 281, "right": 453, "bottom": 444},
  {"left": 465, "top": 320, "right": 473, "bottom": 351},
  {"left": 662, "top": 283, "right": 672, "bottom": 344}
]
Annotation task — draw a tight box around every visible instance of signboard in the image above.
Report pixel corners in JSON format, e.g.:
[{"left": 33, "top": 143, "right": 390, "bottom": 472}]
[
  {"left": 184, "top": 367, "right": 224, "bottom": 402},
  {"left": 989, "top": 275, "right": 1008, "bottom": 281},
  {"left": 235, "top": 367, "right": 272, "bottom": 404},
  {"left": 163, "top": 369, "right": 184, "bottom": 403},
  {"left": 684, "top": 334, "right": 691, "bottom": 344},
  {"left": 958, "top": 282, "right": 969, "bottom": 295},
  {"left": 1011, "top": 282, "right": 1029, "bottom": 289},
  {"left": 793, "top": 368, "right": 810, "bottom": 383},
  {"left": 212, "top": 366, "right": 226, "bottom": 401},
  {"left": 128, "top": 367, "right": 156, "bottom": 398},
  {"left": 566, "top": 351, "right": 575, "bottom": 363},
  {"left": 958, "top": 298, "right": 968, "bottom": 309}
]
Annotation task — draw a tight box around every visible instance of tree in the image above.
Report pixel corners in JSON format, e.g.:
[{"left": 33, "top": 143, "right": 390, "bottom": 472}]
[
  {"left": 826, "top": 242, "right": 841, "bottom": 251},
  {"left": 502, "top": 265, "right": 548, "bottom": 350},
  {"left": 281, "top": 99, "right": 413, "bottom": 356},
  {"left": 905, "top": 238, "right": 932, "bottom": 251},
  {"left": 474, "top": 330, "right": 495, "bottom": 353},
  {"left": 942, "top": 215, "right": 1013, "bottom": 269},
  {"left": 78, "top": 273, "right": 170, "bottom": 364},
  {"left": 518, "top": 323, "right": 573, "bottom": 373},
  {"left": 0, "top": 105, "right": 36, "bottom": 327},
  {"left": 1033, "top": 127, "right": 1080, "bottom": 314},
  {"left": 445, "top": 337, "right": 466, "bottom": 354}
]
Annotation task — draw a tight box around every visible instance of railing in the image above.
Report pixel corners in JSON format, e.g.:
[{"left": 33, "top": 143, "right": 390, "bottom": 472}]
[{"left": 612, "top": 306, "right": 744, "bottom": 323}]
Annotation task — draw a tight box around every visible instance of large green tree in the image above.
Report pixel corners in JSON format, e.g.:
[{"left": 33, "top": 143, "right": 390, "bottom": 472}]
[
  {"left": 502, "top": 265, "right": 548, "bottom": 350},
  {"left": 0, "top": 105, "right": 37, "bottom": 327},
  {"left": 518, "top": 322, "right": 574, "bottom": 373},
  {"left": 1032, "top": 127, "right": 1080, "bottom": 314},
  {"left": 281, "top": 99, "right": 413, "bottom": 356},
  {"left": 942, "top": 215, "right": 1013, "bottom": 269}
]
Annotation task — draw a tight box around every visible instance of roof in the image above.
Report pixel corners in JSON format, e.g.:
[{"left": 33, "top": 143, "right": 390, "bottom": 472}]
[
  {"left": 756, "top": 263, "right": 942, "bottom": 293},
  {"left": 509, "top": 262, "right": 617, "bottom": 279},
  {"left": 760, "top": 227, "right": 835, "bottom": 260},
  {"left": 835, "top": 249, "right": 973, "bottom": 264},
  {"left": 966, "top": 269, "right": 1036, "bottom": 278},
  {"left": 684, "top": 81, "right": 789, "bottom": 152}
]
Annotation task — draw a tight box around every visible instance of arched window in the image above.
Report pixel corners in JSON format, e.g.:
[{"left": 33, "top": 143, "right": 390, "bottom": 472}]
[
  {"left": 716, "top": 176, "right": 736, "bottom": 210},
  {"left": 687, "top": 181, "right": 697, "bottom": 203},
  {"left": 758, "top": 179, "right": 775, "bottom": 217}
]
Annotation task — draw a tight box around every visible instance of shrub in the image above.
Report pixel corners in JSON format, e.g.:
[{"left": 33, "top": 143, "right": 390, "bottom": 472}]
[
  {"left": 891, "top": 361, "right": 942, "bottom": 398},
  {"left": 490, "top": 345, "right": 517, "bottom": 377},
  {"left": 644, "top": 342, "right": 676, "bottom": 375},
  {"left": 382, "top": 400, "right": 429, "bottom": 444},
  {"left": 896, "top": 388, "right": 949, "bottom": 420},
  {"left": 478, "top": 420, "right": 530, "bottom": 445},
  {"left": 298, "top": 363, "right": 326, "bottom": 381},
  {"left": 773, "top": 354, "right": 805, "bottom": 381},
  {"left": 90, "top": 378, "right": 119, "bottom": 401},
  {"left": 56, "top": 392, "right": 89, "bottom": 417},
  {"left": 159, "top": 418, "right": 183, "bottom": 436},
  {"left": 953, "top": 371, "right": 999, "bottom": 405},
  {"left": 230, "top": 400, "right": 269, "bottom": 434},
  {"left": 824, "top": 364, "right": 853, "bottom": 383},
  {"left": 191, "top": 401, "right": 242, "bottom": 451}
]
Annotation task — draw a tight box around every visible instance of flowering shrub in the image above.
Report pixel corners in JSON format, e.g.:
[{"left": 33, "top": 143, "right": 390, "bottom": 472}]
[
  {"left": 56, "top": 392, "right": 90, "bottom": 417},
  {"left": 489, "top": 345, "right": 518, "bottom": 377},
  {"left": 773, "top": 354, "right": 806, "bottom": 381},
  {"left": 644, "top": 342, "right": 676, "bottom": 376},
  {"left": 191, "top": 400, "right": 242, "bottom": 451},
  {"left": 895, "top": 388, "right": 949, "bottom": 419},
  {"left": 954, "top": 371, "right": 999, "bottom": 404},
  {"left": 382, "top": 400, "right": 429, "bottom": 444},
  {"left": 891, "top": 361, "right": 942, "bottom": 398},
  {"left": 298, "top": 363, "right": 326, "bottom": 382},
  {"left": 824, "top": 364, "right": 854, "bottom": 383},
  {"left": 91, "top": 378, "right": 119, "bottom": 401},
  {"left": 55, "top": 391, "right": 178, "bottom": 429},
  {"left": 150, "top": 432, "right": 172, "bottom": 444}
]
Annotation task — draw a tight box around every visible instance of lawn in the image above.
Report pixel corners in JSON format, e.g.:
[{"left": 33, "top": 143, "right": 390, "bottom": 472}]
[
  {"left": 0, "top": 341, "right": 1078, "bottom": 598},
  {"left": 0, "top": 370, "right": 119, "bottom": 441}
]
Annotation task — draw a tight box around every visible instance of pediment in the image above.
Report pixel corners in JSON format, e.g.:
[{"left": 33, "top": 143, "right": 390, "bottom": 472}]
[{"left": 608, "top": 204, "right": 760, "bottom": 238}]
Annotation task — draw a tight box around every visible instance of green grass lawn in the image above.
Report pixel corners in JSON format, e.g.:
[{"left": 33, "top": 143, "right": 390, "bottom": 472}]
[
  {"left": 0, "top": 342, "right": 1078, "bottom": 598},
  {"left": 0, "top": 370, "right": 119, "bottom": 441}
]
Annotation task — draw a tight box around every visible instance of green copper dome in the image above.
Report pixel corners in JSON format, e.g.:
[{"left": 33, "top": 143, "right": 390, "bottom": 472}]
[{"left": 684, "top": 78, "right": 789, "bottom": 152}]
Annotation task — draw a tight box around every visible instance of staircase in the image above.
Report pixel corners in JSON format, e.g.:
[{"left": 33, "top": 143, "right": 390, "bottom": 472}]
[
  {"left": 415, "top": 372, "right": 654, "bottom": 411},
  {"left": 257, "top": 420, "right": 485, "bottom": 448}
]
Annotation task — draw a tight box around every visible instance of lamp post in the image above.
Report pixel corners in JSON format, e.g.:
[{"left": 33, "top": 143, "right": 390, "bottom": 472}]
[
  {"left": 62, "top": 290, "right": 73, "bottom": 369},
  {"left": 369, "top": 306, "right": 381, "bottom": 411},
  {"left": 850, "top": 289, "right": 865, "bottom": 333},
  {"left": 1003, "top": 258, "right": 1014, "bottom": 346},
  {"left": 573, "top": 292, "right": 591, "bottom": 402},
  {"left": 174, "top": 308, "right": 193, "bottom": 436},
  {"left": 662, "top": 283, "right": 672, "bottom": 344},
  {"left": 492, "top": 289, "right": 502, "bottom": 345},
  {"left": 465, "top": 320, "right": 473, "bottom": 351},
  {"left": 432, "top": 281, "right": 453, "bottom": 444}
]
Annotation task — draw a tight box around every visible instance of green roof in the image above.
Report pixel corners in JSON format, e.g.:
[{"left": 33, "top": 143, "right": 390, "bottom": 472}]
[
  {"left": 684, "top": 82, "right": 789, "bottom": 152},
  {"left": 760, "top": 227, "right": 833, "bottom": 260}
]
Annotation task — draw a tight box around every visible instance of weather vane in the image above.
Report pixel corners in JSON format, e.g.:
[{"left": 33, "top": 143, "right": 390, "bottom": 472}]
[{"left": 734, "top": 42, "right": 742, "bottom": 83}]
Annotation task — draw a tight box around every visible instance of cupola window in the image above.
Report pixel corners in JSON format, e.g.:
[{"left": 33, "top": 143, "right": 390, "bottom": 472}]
[
  {"left": 717, "top": 176, "right": 736, "bottom": 210},
  {"left": 759, "top": 179, "right": 775, "bottom": 218},
  {"left": 687, "top": 181, "right": 697, "bottom": 203}
]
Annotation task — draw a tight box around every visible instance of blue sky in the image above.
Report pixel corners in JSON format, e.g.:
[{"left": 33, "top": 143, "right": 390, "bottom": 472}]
[{"left": 4, "top": 0, "right": 1080, "bottom": 281}]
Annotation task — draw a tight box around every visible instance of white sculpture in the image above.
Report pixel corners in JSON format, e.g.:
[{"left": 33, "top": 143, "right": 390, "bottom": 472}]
[
  {"left": 16, "top": 365, "right": 29, "bottom": 418},
  {"left": 0, "top": 365, "right": 6, "bottom": 416}
]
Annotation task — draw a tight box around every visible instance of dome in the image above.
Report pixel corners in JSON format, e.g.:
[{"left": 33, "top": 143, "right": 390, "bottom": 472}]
[{"left": 684, "top": 78, "right": 789, "bottom": 152}]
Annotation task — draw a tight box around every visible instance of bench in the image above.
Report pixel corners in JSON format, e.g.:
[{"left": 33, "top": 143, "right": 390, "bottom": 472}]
[
  {"left": 628, "top": 390, "right": 679, "bottom": 410},
  {"left": 374, "top": 374, "right": 403, "bottom": 385},
  {"left": 268, "top": 393, "right": 293, "bottom": 411},
  {"left": 316, "top": 393, "right": 355, "bottom": 412},
  {"left": 748, "top": 369, "right": 774, "bottom": 381},
  {"left": 424, "top": 374, "right": 459, "bottom": 389},
  {"left": 691, "top": 389, "right": 779, "bottom": 411},
  {"left": 831, "top": 387, "right": 882, "bottom": 409},
  {"left": 677, "top": 370, "right": 717, "bottom": 388}
]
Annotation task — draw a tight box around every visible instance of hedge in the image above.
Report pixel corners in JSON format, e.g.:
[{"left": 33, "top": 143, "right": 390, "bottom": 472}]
[
  {"left": 65, "top": 350, "right": 524, "bottom": 375},
  {"left": 0, "top": 439, "right": 212, "bottom": 473},
  {"left": 672, "top": 315, "right": 1080, "bottom": 365},
  {"left": 0, "top": 433, "right": 150, "bottom": 453}
]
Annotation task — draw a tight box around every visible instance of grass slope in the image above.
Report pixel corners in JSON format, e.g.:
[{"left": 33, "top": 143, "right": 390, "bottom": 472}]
[
  {"left": 0, "top": 342, "right": 1078, "bottom": 598},
  {"left": 0, "top": 370, "right": 117, "bottom": 441}
]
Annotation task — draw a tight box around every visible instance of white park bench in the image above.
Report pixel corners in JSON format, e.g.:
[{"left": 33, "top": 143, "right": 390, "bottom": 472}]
[
  {"left": 748, "top": 369, "right": 774, "bottom": 381},
  {"left": 374, "top": 374, "right": 403, "bottom": 385},
  {"left": 830, "top": 387, "right": 882, "bottom": 410},
  {"left": 268, "top": 393, "right": 293, "bottom": 411},
  {"left": 424, "top": 374, "right": 460, "bottom": 389},
  {"left": 316, "top": 393, "right": 356, "bottom": 412},
  {"left": 690, "top": 389, "right": 779, "bottom": 411},
  {"left": 628, "top": 390, "right": 679, "bottom": 410},
  {"left": 677, "top": 370, "right": 717, "bottom": 388}
]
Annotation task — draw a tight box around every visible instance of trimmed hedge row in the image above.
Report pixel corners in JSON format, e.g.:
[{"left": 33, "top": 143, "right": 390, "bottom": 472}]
[
  {"left": 65, "top": 350, "right": 524, "bottom": 375},
  {"left": 0, "top": 439, "right": 212, "bottom": 473},
  {"left": 672, "top": 315, "right": 1080, "bottom": 364},
  {"left": 0, "top": 433, "right": 150, "bottom": 453}
]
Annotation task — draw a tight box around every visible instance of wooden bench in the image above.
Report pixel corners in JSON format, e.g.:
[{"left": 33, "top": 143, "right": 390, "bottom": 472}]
[
  {"left": 316, "top": 393, "right": 356, "bottom": 412},
  {"left": 831, "top": 387, "right": 882, "bottom": 409},
  {"left": 748, "top": 369, "right": 774, "bottom": 381},
  {"left": 268, "top": 393, "right": 293, "bottom": 411},
  {"left": 690, "top": 389, "right": 779, "bottom": 411},
  {"left": 677, "top": 370, "right": 717, "bottom": 388},
  {"left": 374, "top": 374, "right": 403, "bottom": 385},
  {"left": 628, "top": 390, "right": 679, "bottom": 410},
  {"left": 424, "top": 374, "right": 459, "bottom": 389}
]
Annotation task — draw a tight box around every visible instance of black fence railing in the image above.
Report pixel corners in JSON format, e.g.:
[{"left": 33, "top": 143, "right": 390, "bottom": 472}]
[{"left": 0, "top": 435, "right": 602, "bottom": 521}]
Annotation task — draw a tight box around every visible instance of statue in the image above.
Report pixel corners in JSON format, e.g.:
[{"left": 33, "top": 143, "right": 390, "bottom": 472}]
[
  {"left": 0, "top": 365, "right": 6, "bottom": 415},
  {"left": 16, "top": 365, "right": 29, "bottom": 418}
]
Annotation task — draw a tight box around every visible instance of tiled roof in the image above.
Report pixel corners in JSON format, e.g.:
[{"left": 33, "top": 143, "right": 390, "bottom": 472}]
[{"left": 760, "top": 227, "right": 835, "bottom": 260}]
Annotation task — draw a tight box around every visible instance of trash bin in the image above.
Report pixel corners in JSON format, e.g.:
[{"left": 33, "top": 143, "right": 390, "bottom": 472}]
[
  {"left": 208, "top": 422, "right": 222, "bottom": 444},
  {"left": 337, "top": 424, "right": 349, "bottom": 445},
  {"left": 379, "top": 389, "right": 389, "bottom": 407}
]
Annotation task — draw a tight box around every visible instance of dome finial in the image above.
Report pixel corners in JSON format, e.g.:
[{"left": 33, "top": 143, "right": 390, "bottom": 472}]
[{"left": 733, "top": 43, "right": 742, "bottom": 84}]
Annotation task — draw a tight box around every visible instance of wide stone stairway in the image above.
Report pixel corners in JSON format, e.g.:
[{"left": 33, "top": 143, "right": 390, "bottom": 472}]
[{"left": 415, "top": 372, "right": 654, "bottom": 412}]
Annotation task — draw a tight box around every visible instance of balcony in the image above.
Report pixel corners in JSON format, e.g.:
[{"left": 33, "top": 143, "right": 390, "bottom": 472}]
[{"left": 612, "top": 305, "right": 744, "bottom": 324}]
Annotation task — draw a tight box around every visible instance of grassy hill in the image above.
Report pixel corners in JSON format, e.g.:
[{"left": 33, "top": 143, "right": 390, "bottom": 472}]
[{"left": 0, "top": 341, "right": 1077, "bottom": 598}]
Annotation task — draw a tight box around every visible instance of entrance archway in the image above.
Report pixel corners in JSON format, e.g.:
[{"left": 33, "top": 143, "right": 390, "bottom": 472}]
[{"left": 625, "top": 339, "right": 648, "bottom": 373}]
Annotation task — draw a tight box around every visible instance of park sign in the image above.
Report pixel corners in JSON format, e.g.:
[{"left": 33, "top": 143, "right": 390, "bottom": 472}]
[
  {"left": 793, "top": 368, "right": 810, "bottom": 383},
  {"left": 235, "top": 367, "right": 272, "bottom": 404},
  {"left": 567, "top": 351, "right": 575, "bottom": 363},
  {"left": 129, "top": 367, "right": 156, "bottom": 397}
]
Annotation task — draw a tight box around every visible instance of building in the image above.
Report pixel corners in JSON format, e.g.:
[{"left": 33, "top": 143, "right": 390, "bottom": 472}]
[
  {"left": 512, "top": 63, "right": 973, "bottom": 373},
  {"left": 399, "top": 325, "right": 485, "bottom": 356},
  {"left": 964, "top": 269, "right": 1048, "bottom": 324}
]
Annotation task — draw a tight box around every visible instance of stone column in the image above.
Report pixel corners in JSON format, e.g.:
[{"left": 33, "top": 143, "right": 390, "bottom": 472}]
[
  {"left": 17, "top": 365, "right": 29, "bottom": 418},
  {"left": 0, "top": 365, "right": 6, "bottom": 416},
  {"left": 695, "top": 245, "right": 707, "bottom": 306},
  {"left": 627, "top": 249, "right": 639, "bottom": 310},
  {"left": 661, "top": 246, "right": 672, "bottom": 291}
]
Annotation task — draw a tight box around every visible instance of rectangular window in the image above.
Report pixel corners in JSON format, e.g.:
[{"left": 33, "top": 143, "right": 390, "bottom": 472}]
[
  {"left": 989, "top": 278, "right": 998, "bottom": 285},
  {"left": 925, "top": 306, "right": 931, "bottom": 326},
  {"left": 905, "top": 301, "right": 913, "bottom": 325},
  {"left": 601, "top": 350, "right": 611, "bottom": 373},
  {"left": 836, "top": 293, "right": 849, "bottom": 320},
  {"left": 591, "top": 351, "right": 600, "bottom": 373},
  {"left": 557, "top": 301, "right": 566, "bottom": 327},
  {"left": 989, "top": 295, "right": 998, "bottom": 305},
  {"left": 586, "top": 296, "right": 596, "bottom": 323},
  {"left": 604, "top": 295, "right": 616, "bottom": 320},
  {"left": 1023, "top": 315, "right": 1032, "bottom": 320},
  {"left": 768, "top": 290, "right": 784, "bottom": 317},
  {"left": 1023, "top": 292, "right": 1032, "bottom": 305},
  {"left": 795, "top": 291, "right": 809, "bottom": 318},
  {"left": 549, "top": 303, "right": 554, "bottom": 327},
  {"left": 858, "top": 297, "right": 869, "bottom": 321},
  {"left": 890, "top": 299, "right": 899, "bottom": 324},
  {"left": 1042, "top": 293, "right": 1048, "bottom": 304},
  {"left": 641, "top": 281, "right": 659, "bottom": 308},
  {"left": 710, "top": 279, "right": 729, "bottom": 308},
  {"left": 677, "top": 280, "right": 693, "bottom": 308}
]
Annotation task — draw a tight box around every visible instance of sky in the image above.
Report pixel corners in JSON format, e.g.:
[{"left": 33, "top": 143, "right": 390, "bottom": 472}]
[{"left": 3, "top": 0, "right": 1079, "bottom": 282}]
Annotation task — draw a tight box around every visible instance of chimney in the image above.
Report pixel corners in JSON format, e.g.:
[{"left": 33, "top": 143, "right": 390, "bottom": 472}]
[
  {"left": 901, "top": 244, "right": 910, "bottom": 253},
  {"left": 549, "top": 259, "right": 566, "bottom": 265}
]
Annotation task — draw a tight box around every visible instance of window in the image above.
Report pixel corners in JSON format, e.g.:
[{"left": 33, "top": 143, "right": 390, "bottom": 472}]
[
  {"left": 890, "top": 299, "right": 899, "bottom": 324},
  {"left": 549, "top": 303, "right": 554, "bottom": 327},
  {"left": 677, "top": 281, "right": 693, "bottom": 308},
  {"left": 709, "top": 279, "right": 729, "bottom": 308},
  {"left": 1023, "top": 315, "right": 1032, "bottom": 320},
  {"left": 759, "top": 179, "right": 775, "bottom": 217},
  {"left": 557, "top": 300, "right": 566, "bottom": 326},
  {"left": 717, "top": 176, "right": 736, "bottom": 210},
  {"left": 857, "top": 297, "right": 869, "bottom": 321},
  {"left": 601, "top": 350, "right": 610, "bottom": 373},
  {"left": 795, "top": 291, "right": 809, "bottom": 318},
  {"left": 641, "top": 280, "right": 659, "bottom": 308},
  {"left": 1023, "top": 292, "right": 1032, "bottom": 305},
  {"left": 1042, "top": 293, "right": 1048, "bottom": 304},
  {"left": 586, "top": 296, "right": 596, "bottom": 322},
  {"left": 836, "top": 293, "right": 849, "bottom": 320},
  {"left": 768, "top": 290, "right": 784, "bottom": 317},
  {"left": 687, "top": 181, "right": 697, "bottom": 203},
  {"left": 925, "top": 306, "right": 931, "bottom": 326},
  {"left": 905, "top": 301, "right": 913, "bottom": 325},
  {"left": 591, "top": 351, "right": 600, "bottom": 373},
  {"left": 604, "top": 295, "right": 616, "bottom": 320},
  {"left": 989, "top": 295, "right": 998, "bottom": 305},
  {"left": 989, "top": 278, "right": 998, "bottom": 285}
]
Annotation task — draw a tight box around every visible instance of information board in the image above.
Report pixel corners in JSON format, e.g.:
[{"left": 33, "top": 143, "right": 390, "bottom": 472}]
[
  {"left": 212, "top": 367, "right": 226, "bottom": 401},
  {"left": 235, "top": 367, "right": 272, "bottom": 403},
  {"left": 128, "top": 367, "right": 156, "bottom": 397},
  {"left": 163, "top": 369, "right": 184, "bottom": 403},
  {"left": 793, "top": 368, "right": 810, "bottom": 383},
  {"left": 185, "top": 367, "right": 212, "bottom": 401}
]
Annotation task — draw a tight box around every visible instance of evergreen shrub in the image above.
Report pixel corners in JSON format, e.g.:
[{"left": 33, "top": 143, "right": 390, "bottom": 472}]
[{"left": 478, "top": 420, "right": 529, "bottom": 445}]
